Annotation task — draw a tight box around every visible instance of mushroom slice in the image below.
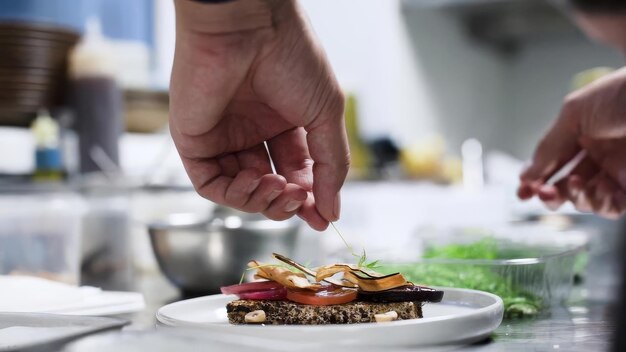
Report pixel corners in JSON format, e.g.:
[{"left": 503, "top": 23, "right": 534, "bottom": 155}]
[
  {"left": 272, "top": 254, "right": 357, "bottom": 289},
  {"left": 248, "top": 260, "right": 321, "bottom": 291}
]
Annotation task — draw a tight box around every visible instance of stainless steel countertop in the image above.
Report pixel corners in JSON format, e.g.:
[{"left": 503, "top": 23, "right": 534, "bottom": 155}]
[
  {"left": 63, "top": 218, "right": 623, "bottom": 351},
  {"left": 62, "top": 279, "right": 614, "bottom": 352}
]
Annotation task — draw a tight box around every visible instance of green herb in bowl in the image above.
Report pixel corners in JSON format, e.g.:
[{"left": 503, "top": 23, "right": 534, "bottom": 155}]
[{"left": 378, "top": 238, "right": 545, "bottom": 319}]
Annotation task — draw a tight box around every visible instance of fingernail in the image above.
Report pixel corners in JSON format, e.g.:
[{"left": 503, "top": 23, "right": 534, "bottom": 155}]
[
  {"left": 246, "top": 179, "right": 261, "bottom": 193},
  {"left": 332, "top": 193, "right": 341, "bottom": 220},
  {"left": 284, "top": 200, "right": 303, "bottom": 212},
  {"left": 267, "top": 189, "right": 282, "bottom": 202}
]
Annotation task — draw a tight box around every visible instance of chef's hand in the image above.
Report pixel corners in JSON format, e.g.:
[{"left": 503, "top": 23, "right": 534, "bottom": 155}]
[
  {"left": 170, "top": 0, "right": 349, "bottom": 231},
  {"left": 518, "top": 67, "right": 626, "bottom": 219}
]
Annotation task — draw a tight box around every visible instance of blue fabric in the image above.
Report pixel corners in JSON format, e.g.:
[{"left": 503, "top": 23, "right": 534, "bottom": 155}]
[{"left": 0, "top": 0, "right": 153, "bottom": 46}]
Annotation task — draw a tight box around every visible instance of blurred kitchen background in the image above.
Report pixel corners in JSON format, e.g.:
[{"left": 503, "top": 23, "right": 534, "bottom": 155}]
[{"left": 1, "top": 0, "right": 625, "bottom": 324}]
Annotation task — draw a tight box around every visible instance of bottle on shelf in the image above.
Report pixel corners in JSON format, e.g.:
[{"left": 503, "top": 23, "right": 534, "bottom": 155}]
[
  {"left": 31, "top": 109, "right": 64, "bottom": 182},
  {"left": 69, "top": 18, "right": 123, "bottom": 175}
]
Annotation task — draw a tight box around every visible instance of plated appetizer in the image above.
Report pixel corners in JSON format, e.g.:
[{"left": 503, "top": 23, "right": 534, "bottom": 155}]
[{"left": 221, "top": 254, "right": 444, "bottom": 325}]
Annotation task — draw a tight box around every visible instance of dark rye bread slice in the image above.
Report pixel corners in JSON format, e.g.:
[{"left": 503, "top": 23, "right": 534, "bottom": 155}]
[{"left": 226, "top": 299, "right": 423, "bottom": 325}]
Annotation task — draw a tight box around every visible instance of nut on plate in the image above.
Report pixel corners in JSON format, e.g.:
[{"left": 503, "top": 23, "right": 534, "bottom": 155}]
[
  {"left": 374, "top": 310, "right": 398, "bottom": 323},
  {"left": 244, "top": 310, "right": 266, "bottom": 323}
]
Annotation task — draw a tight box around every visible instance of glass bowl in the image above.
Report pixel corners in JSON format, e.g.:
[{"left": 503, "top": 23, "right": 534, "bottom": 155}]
[{"left": 376, "top": 225, "right": 589, "bottom": 319}]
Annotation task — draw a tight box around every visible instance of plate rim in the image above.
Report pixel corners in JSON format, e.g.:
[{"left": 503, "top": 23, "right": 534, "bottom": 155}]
[{"left": 156, "top": 286, "right": 504, "bottom": 330}]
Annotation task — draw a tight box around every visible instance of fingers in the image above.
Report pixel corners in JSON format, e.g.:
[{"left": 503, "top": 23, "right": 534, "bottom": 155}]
[
  {"left": 305, "top": 102, "right": 350, "bottom": 222},
  {"left": 212, "top": 143, "right": 301, "bottom": 214},
  {"left": 240, "top": 174, "right": 287, "bottom": 212},
  {"left": 267, "top": 127, "right": 329, "bottom": 229},
  {"left": 580, "top": 137, "right": 626, "bottom": 190},
  {"left": 223, "top": 168, "right": 263, "bottom": 207},
  {"left": 267, "top": 128, "right": 314, "bottom": 190},
  {"left": 518, "top": 102, "right": 581, "bottom": 200},
  {"left": 236, "top": 143, "right": 274, "bottom": 174},
  {"left": 224, "top": 170, "right": 289, "bottom": 213},
  {"left": 262, "top": 184, "right": 308, "bottom": 221},
  {"left": 535, "top": 155, "right": 597, "bottom": 210},
  {"left": 565, "top": 172, "right": 625, "bottom": 219},
  {"left": 182, "top": 140, "right": 327, "bottom": 226},
  {"left": 298, "top": 193, "right": 330, "bottom": 231},
  {"left": 218, "top": 154, "right": 241, "bottom": 178},
  {"left": 537, "top": 183, "right": 568, "bottom": 211},
  {"left": 613, "top": 191, "right": 626, "bottom": 219},
  {"left": 517, "top": 69, "right": 626, "bottom": 219},
  {"left": 582, "top": 174, "right": 619, "bottom": 218},
  {"left": 567, "top": 175, "right": 593, "bottom": 212},
  {"left": 531, "top": 154, "right": 626, "bottom": 219},
  {"left": 181, "top": 145, "right": 287, "bottom": 214}
]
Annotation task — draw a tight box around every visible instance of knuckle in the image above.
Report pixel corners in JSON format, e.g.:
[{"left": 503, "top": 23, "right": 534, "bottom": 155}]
[{"left": 306, "top": 80, "right": 345, "bottom": 125}]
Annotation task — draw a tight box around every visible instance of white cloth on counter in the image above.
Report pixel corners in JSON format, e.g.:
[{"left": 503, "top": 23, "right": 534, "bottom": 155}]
[{"left": 0, "top": 276, "right": 145, "bottom": 316}]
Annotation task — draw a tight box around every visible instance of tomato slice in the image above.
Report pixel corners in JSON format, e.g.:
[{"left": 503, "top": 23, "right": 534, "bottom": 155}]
[
  {"left": 287, "top": 287, "right": 358, "bottom": 306},
  {"left": 220, "top": 281, "right": 284, "bottom": 295}
]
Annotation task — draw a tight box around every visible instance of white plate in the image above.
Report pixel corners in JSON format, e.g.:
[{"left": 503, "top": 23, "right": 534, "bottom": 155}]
[{"left": 156, "top": 287, "right": 504, "bottom": 348}]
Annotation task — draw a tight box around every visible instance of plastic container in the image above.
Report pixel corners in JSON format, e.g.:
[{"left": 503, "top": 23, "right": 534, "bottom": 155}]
[
  {"left": 376, "top": 225, "right": 589, "bottom": 319},
  {"left": 81, "top": 190, "right": 132, "bottom": 291},
  {"left": 0, "top": 190, "right": 83, "bottom": 284}
]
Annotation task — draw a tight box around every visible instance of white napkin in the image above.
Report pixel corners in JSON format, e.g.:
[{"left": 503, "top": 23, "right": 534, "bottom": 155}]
[{"left": 0, "top": 276, "right": 144, "bottom": 315}]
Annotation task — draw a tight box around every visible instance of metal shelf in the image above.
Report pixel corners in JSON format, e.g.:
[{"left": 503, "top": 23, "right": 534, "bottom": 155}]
[{"left": 402, "top": 0, "right": 580, "bottom": 55}]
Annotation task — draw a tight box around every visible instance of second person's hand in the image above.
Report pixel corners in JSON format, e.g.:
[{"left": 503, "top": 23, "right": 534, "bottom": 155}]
[{"left": 518, "top": 67, "right": 626, "bottom": 218}]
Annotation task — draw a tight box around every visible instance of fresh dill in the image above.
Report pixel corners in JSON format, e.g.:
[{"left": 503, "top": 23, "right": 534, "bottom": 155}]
[{"left": 354, "top": 248, "right": 382, "bottom": 269}]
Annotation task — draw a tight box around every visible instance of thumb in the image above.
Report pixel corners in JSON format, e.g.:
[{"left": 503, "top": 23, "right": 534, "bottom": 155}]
[
  {"left": 305, "top": 99, "right": 350, "bottom": 222},
  {"left": 519, "top": 104, "right": 581, "bottom": 198}
]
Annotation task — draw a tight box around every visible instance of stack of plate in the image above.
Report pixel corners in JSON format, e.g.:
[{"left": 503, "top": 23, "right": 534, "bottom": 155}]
[{"left": 0, "top": 22, "right": 79, "bottom": 126}]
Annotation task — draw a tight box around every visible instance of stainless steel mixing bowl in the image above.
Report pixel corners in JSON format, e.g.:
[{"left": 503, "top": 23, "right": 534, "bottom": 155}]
[{"left": 148, "top": 207, "right": 300, "bottom": 296}]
